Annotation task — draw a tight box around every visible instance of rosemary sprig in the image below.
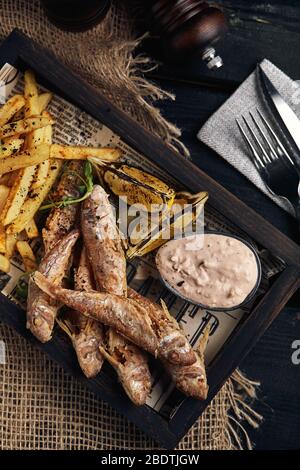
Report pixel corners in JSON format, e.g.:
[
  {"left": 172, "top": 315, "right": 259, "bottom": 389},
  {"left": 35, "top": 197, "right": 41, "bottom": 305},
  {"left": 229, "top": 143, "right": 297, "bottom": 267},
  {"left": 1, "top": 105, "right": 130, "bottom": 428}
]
[{"left": 39, "top": 160, "right": 93, "bottom": 211}]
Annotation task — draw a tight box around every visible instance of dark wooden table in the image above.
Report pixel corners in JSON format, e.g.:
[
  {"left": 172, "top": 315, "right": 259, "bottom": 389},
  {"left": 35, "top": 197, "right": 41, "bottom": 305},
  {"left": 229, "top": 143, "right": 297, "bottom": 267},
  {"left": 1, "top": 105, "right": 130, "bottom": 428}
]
[{"left": 143, "top": 0, "right": 300, "bottom": 450}]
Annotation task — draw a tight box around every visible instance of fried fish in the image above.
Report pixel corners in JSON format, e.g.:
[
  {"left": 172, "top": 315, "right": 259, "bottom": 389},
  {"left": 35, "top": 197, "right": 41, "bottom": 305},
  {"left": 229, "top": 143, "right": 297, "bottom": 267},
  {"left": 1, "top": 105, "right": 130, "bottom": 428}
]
[
  {"left": 81, "top": 185, "right": 151, "bottom": 405},
  {"left": 58, "top": 248, "right": 105, "bottom": 378},
  {"left": 27, "top": 229, "right": 79, "bottom": 342},
  {"left": 32, "top": 271, "right": 196, "bottom": 366},
  {"left": 27, "top": 161, "right": 83, "bottom": 343},
  {"left": 127, "top": 288, "right": 208, "bottom": 400}
]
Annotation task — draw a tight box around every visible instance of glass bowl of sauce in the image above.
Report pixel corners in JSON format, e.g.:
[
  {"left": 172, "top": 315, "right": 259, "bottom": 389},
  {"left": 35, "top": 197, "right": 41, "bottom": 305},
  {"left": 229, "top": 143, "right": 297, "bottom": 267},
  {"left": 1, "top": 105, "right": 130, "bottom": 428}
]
[{"left": 155, "top": 231, "right": 262, "bottom": 312}]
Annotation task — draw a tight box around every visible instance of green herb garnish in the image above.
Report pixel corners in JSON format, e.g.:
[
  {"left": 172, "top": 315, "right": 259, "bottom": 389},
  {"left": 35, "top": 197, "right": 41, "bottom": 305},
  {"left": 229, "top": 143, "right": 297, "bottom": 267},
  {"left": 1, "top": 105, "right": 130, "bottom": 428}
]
[
  {"left": 15, "top": 273, "right": 30, "bottom": 299},
  {"left": 39, "top": 160, "right": 93, "bottom": 211}
]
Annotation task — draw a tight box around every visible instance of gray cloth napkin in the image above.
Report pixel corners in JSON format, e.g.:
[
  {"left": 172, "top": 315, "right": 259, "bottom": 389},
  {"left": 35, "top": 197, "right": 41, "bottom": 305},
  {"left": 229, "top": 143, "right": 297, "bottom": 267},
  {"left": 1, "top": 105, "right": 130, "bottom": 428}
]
[{"left": 197, "top": 59, "right": 300, "bottom": 215}]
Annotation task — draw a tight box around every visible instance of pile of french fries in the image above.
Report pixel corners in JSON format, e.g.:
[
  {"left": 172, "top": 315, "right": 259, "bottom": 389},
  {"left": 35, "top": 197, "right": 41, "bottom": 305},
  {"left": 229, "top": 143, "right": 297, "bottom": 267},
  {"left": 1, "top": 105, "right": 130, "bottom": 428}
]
[{"left": 0, "top": 70, "right": 121, "bottom": 274}]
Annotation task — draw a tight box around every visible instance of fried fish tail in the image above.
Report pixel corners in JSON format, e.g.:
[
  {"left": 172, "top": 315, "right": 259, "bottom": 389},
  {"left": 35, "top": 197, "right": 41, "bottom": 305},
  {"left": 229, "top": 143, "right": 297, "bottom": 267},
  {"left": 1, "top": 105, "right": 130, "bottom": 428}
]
[
  {"left": 58, "top": 313, "right": 105, "bottom": 379},
  {"left": 74, "top": 322, "right": 105, "bottom": 378},
  {"left": 127, "top": 288, "right": 208, "bottom": 399},
  {"left": 61, "top": 248, "right": 105, "bottom": 378},
  {"left": 165, "top": 326, "right": 210, "bottom": 400},
  {"left": 100, "top": 329, "right": 151, "bottom": 406},
  {"left": 127, "top": 288, "right": 196, "bottom": 366},
  {"left": 105, "top": 333, "right": 151, "bottom": 405},
  {"left": 163, "top": 354, "right": 208, "bottom": 400},
  {"left": 27, "top": 229, "right": 80, "bottom": 342}
]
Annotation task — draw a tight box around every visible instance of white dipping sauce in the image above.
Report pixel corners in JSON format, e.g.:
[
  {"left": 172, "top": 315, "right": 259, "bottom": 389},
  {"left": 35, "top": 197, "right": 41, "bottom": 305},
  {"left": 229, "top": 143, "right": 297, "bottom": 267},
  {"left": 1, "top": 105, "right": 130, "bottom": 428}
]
[{"left": 156, "top": 233, "right": 259, "bottom": 309}]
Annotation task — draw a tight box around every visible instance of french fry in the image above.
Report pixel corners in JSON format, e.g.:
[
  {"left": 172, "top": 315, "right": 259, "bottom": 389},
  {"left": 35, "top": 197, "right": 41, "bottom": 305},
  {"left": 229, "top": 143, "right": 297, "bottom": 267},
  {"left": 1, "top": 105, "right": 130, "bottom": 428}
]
[
  {"left": 5, "top": 233, "right": 17, "bottom": 259},
  {"left": 0, "top": 143, "right": 50, "bottom": 174},
  {"left": 38, "top": 92, "right": 52, "bottom": 113},
  {"left": 0, "top": 253, "right": 10, "bottom": 273},
  {"left": 7, "top": 159, "right": 62, "bottom": 234},
  {"left": 12, "top": 108, "right": 24, "bottom": 122},
  {"left": 0, "top": 172, "right": 19, "bottom": 187},
  {"left": 25, "top": 219, "right": 39, "bottom": 239},
  {"left": 3, "top": 136, "right": 24, "bottom": 144},
  {"left": 0, "top": 185, "right": 10, "bottom": 212},
  {"left": 0, "top": 174, "right": 11, "bottom": 186},
  {"left": 1, "top": 166, "right": 37, "bottom": 226},
  {"left": 31, "top": 113, "right": 52, "bottom": 190},
  {"left": 0, "top": 116, "right": 54, "bottom": 139},
  {"left": 22, "top": 73, "right": 46, "bottom": 196},
  {"left": 24, "top": 70, "right": 39, "bottom": 117},
  {"left": 0, "top": 224, "right": 6, "bottom": 253},
  {"left": 16, "top": 240, "right": 37, "bottom": 272},
  {"left": 41, "top": 113, "right": 53, "bottom": 143},
  {"left": 0, "top": 138, "right": 24, "bottom": 159},
  {"left": 50, "top": 144, "right": 121, "bottom": 162},
  {"left": 31, "top": 159, "right": 50, "bottom": 190},
  {"left": 0, "top": 95, "right": 25, "bottom": 127},
  {"left": 25, "top": 126, "right": 45, "bottom": 149},
  {"left": 7, "top": 170, "right": 19, "bottom": 187}
]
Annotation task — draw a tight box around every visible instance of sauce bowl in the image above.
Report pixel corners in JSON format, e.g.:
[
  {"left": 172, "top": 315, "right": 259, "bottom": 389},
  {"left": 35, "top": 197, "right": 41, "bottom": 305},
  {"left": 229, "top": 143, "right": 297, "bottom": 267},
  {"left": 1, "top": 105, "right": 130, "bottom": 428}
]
[{"left": 155, "top": 231, "right": 262, "bottom": 312}]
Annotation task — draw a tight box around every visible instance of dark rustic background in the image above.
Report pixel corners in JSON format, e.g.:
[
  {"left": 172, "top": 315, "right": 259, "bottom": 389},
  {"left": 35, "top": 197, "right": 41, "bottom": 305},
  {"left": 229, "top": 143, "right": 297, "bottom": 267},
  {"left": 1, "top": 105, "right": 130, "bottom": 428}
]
[{"left": 144, "top": 0, "right": 300, "bottom": 450}]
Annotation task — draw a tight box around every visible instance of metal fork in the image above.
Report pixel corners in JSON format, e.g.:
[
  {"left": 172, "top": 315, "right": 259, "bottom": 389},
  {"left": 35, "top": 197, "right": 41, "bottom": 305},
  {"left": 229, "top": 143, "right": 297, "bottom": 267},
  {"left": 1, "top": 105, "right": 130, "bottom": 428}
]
[{"left": 236, "top": 108, "right": 300, "bottom": 222}]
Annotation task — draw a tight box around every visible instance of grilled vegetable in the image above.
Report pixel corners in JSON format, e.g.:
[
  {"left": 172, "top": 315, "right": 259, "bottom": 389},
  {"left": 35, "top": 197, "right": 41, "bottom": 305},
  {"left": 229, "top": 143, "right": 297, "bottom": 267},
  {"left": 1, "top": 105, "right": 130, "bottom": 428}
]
[
  {"left": 104, "top": 165, "right": 175, "bottom": 212},
  {"left": 127, "top": 191, "right": 208, "bottom": 258}
]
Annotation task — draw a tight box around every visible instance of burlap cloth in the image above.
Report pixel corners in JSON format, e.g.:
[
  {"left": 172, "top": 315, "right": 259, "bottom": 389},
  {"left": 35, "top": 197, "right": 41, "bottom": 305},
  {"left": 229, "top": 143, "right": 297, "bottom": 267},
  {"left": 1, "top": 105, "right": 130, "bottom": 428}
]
[{"left": 0, "top": 0, "right": 263, "bottom": 450}]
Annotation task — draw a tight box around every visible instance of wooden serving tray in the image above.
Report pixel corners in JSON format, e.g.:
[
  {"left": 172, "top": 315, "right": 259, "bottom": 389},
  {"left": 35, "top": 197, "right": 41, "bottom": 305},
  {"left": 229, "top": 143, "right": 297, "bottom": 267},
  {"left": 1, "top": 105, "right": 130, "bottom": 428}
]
[{"left": 1, "top": 29, "right": 300, "bottom": 449}]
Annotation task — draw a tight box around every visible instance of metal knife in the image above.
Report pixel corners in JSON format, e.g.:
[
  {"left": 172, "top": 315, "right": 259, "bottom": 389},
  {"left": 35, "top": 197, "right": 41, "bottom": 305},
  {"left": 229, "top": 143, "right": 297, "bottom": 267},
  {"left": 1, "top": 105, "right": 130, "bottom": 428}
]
[{"left": 257, "top": 64, "right": 300, "bottom": 154}]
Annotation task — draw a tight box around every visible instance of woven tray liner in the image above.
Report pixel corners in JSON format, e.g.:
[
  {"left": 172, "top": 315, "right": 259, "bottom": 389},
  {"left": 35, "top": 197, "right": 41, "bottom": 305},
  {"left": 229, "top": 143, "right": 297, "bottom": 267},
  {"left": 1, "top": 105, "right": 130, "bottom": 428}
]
[{"left": 0, "top": 0, "right": 261, "bottom": 450}]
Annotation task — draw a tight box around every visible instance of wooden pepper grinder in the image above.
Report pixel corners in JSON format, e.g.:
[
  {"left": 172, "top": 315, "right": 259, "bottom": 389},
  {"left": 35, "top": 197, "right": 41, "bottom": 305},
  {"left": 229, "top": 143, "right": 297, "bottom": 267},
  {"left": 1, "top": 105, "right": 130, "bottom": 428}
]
[{"left": 150, "top": 0, "right": 228, "bottom": 69}]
